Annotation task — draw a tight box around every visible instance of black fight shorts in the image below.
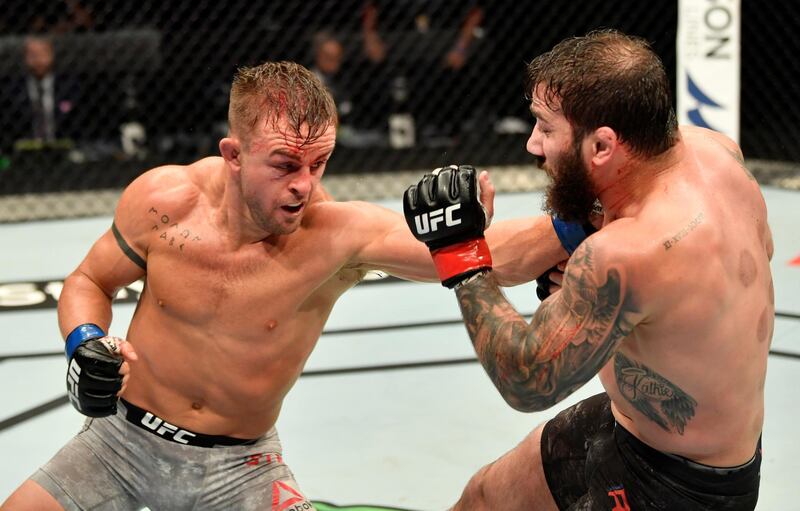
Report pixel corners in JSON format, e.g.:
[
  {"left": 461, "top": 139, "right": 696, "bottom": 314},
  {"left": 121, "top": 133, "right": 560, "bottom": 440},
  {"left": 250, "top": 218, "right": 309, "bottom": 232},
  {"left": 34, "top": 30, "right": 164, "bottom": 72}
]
[{"left": 540, "top": 393, "right": 761, "bottom": 510}]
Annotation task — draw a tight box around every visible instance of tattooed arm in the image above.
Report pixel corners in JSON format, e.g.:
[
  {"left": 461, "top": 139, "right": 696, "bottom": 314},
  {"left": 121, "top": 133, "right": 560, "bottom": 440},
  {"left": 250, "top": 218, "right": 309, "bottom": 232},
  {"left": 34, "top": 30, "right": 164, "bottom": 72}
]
[{"left": 455, "top": 239, "right": 639, "bottom": 411}]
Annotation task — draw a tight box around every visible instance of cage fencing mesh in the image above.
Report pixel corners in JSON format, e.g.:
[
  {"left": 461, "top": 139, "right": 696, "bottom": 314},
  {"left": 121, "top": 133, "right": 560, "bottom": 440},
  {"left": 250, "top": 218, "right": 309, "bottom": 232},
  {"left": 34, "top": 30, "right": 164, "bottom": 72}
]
[{"left": 0, "top": 1, "right": 797, "bottom": 222}]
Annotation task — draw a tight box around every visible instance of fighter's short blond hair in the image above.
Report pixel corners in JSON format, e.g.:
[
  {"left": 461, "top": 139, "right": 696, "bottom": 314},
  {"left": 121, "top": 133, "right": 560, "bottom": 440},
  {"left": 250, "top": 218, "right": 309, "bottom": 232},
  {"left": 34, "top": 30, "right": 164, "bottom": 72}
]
[{"left": 228, "top": 61, "right": 337, "bottom": 147}]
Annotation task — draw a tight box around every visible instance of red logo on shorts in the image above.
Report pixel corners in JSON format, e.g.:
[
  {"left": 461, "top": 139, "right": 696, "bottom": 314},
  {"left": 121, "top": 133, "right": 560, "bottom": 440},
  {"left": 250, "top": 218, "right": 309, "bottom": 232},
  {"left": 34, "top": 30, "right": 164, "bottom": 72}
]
[
  {"left": 245, "top": 452, "right": 284, "bottom": 466},
  {"left": 271, "top": 480, "right": 306, "bottom": 511},
  {"left": 607, "top": 487, "right": 631, "bottom": 511}
]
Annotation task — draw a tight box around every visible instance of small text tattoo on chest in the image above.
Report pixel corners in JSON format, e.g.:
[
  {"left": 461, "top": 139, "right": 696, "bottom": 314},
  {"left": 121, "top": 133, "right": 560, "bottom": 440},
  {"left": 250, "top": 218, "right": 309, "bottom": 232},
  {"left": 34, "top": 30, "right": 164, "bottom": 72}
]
[
  {"left": 663, "top": 212, "right": 704, "bottom": 251},
  {"left": 148, "top": 207, "right": 201, "bottom": 251}
]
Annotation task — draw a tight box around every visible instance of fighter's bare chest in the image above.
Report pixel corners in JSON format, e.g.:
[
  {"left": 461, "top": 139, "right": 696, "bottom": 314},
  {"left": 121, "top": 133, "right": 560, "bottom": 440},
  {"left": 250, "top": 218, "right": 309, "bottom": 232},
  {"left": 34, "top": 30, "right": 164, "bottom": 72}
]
[{"left": 142, "top": 238, "right": 346, "bottom": 320}]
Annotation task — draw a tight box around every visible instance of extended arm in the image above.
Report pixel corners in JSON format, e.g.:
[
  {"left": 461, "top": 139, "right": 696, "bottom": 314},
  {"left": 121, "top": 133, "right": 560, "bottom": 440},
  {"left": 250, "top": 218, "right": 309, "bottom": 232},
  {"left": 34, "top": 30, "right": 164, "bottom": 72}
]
[
  {"left": 455, "top": 239, "right": 639, "bottom": 411},
  {"left": 399, "top": 165, "right": 592, "bottom": 288},
  {"left": 351, "top": 205, "right": 567, "bottom": 284},
  {"left": 350, "top": 169, "right": 568, "bottom": 282}
]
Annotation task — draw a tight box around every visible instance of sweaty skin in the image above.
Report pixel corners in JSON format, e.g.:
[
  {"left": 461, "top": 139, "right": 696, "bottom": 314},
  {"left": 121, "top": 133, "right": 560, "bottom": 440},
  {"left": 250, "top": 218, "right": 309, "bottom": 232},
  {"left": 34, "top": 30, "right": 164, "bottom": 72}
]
[
  {"left": 457, "top": 124, "right": 772, "bottom": 468},
  {"left": 600, "top": 126, "right": 773, "bottom": 465},
  {"left": 57, "top": 119, "right": 566, "bottom": 439}
]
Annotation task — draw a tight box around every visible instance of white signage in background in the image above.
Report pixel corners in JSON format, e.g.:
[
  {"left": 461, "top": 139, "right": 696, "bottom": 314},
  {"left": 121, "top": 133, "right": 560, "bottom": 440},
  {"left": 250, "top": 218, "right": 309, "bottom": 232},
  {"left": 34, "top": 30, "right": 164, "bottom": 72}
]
[{"left": 677, "top": 0, "right": 741, "bottom": 142}]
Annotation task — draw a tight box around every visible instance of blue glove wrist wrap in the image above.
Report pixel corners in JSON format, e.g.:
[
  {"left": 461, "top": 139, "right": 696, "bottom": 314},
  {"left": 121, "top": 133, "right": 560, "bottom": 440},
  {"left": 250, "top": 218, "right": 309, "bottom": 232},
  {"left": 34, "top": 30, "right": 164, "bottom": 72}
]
[
  {"left": 551, "top": 216, "right": 593, "bottom": 255},
  {"left": 65, "top": 323, "right": 105, "bottom": 360}
]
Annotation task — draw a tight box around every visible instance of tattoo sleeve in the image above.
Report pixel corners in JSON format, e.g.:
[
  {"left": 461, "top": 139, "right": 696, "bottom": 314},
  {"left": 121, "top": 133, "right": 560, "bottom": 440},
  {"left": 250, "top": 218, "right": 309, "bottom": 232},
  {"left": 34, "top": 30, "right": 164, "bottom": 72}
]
[{"left": 455, "top": 241, "right": 636, "bottom": 411}]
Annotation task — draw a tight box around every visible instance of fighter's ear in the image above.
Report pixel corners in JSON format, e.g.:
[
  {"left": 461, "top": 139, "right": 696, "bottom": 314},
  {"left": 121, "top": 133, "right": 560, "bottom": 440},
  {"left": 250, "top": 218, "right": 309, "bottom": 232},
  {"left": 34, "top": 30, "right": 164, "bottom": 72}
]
[
  {"left": 219, "top": 137, "right": 242, "bottom": 171},
  {"left": 589, "top": 126, "right": 618, "bottom": 167}
]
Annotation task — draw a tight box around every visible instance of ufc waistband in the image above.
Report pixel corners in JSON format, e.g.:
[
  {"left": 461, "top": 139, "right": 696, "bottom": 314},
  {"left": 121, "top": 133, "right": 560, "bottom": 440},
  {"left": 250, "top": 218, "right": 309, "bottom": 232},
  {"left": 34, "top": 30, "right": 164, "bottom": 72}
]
[{"left": 120, "top": 398, "right": 259, "bottom": 448}]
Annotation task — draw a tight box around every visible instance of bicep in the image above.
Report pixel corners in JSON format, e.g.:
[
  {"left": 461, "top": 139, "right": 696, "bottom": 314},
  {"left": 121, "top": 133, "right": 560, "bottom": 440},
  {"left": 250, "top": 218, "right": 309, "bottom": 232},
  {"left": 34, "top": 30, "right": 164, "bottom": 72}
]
[
  {"left": 75, "top": 228, "right": 146, "bottom": 297},
  {"left": 349, "top": 202, "right": 438, "bottom": 281}
]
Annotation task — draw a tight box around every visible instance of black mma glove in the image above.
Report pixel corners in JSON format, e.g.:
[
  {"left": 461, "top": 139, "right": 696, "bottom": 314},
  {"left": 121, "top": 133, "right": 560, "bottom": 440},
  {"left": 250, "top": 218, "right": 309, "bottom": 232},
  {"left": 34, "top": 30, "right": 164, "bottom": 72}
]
[
  {"left": 403, "top": 165, "right": 492, "bottom": 288},
  {"left": 536, "top": 266, "right": 559, "bottom": 301},
  {"left": 65, "top": 324, "right": 123, "bottom": 417}
]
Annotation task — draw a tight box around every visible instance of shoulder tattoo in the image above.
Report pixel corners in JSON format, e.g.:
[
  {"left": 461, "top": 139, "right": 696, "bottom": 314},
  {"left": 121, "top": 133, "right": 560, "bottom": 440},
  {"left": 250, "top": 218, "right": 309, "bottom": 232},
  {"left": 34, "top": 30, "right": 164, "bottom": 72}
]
[{"left": 147, "top": 206, "right": 202, "bottom": 253}]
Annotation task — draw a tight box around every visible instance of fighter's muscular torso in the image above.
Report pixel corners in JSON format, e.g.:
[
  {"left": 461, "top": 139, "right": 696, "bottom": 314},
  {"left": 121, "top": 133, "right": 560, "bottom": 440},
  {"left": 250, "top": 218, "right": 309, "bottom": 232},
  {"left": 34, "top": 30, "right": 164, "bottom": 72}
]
[
  {"left": 66, "top": 154, "right": 566, "bottom": 439},
  {"left": 456, "top": 127, "right": 771, "bottom": 470},
  {"left": 128, "top": 221, "right": 366, "bottom": 438},
  {"left": 598, "top": 126, "right": 772, "bottom": 466},
  {"left": 66, "top": 157, "right": 441, "bottom": 439}
]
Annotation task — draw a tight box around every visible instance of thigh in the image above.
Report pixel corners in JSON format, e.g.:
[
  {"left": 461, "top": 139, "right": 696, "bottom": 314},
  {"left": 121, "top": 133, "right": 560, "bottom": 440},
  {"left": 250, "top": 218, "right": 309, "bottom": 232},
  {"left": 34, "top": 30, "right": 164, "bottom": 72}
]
[
  {"left": 464, "top": 424, "right": 560, "bottom": 511},
  {"left": 197, "top": 435, "right": 315, "bottom": 511},
  {"left": 455, "top": 394, "right": 615, "bottom": 511},
  {"left": 27, "top": 420, "right": 139, "bottom": 511},
  {"left": 1, "top": 479, "right": 66, "bottom": 511}
]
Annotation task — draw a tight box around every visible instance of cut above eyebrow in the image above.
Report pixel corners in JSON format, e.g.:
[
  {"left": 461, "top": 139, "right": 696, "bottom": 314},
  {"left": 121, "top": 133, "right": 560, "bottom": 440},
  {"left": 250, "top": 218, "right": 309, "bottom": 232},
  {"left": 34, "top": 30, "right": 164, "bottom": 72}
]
[
  {"left": 269, "top": 148, "right": 334, "bottom": 162},
  {"left": 270, "top": 149, "right": 302, "bottom": 160}
]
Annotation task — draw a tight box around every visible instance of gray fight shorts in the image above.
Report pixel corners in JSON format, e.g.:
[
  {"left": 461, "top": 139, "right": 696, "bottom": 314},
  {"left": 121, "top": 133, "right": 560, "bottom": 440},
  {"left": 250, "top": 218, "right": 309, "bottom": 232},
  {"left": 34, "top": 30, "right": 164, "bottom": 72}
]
[{"left": 31, "top": 399, "right": 315, "bottom": 511}]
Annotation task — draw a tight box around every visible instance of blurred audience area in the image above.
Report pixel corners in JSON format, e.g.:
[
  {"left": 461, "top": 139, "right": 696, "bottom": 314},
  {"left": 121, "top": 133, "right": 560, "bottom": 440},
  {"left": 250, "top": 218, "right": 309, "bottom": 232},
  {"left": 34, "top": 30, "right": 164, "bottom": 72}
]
[{"left": 0, "top": 0, "right": 797, "bottom": 197}]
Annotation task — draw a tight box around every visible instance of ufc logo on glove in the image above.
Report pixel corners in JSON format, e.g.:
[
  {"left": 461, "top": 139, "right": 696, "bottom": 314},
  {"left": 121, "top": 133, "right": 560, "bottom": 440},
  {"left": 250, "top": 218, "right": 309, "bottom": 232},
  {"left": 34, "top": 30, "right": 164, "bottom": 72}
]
[
  {"left": 403, "top": 165, "right": 492, "bottom": 288},
  {"left": 413, "top": 204, "right": 462, "bottom": 234}
]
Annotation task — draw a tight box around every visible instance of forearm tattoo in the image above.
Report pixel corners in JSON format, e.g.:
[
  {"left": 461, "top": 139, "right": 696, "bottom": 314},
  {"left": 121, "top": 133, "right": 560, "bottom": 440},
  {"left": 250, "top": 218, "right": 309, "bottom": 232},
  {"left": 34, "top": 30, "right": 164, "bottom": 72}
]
[
  {"left": 456, "top": 242, "right": 635, "bottom": 411},
  {"left": 614, "top": 352, "right": 697, "bottom": 434}
]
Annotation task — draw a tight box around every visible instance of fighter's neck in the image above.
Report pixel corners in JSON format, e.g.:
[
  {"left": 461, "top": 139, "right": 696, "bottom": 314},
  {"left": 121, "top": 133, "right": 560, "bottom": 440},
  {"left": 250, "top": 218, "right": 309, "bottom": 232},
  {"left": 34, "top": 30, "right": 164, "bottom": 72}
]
[
  {"left": 211, "top": 162, "right": 276, "bottom": 247},
  {"left": 596, "top": 141, "right": 684, "bottom": 220}
]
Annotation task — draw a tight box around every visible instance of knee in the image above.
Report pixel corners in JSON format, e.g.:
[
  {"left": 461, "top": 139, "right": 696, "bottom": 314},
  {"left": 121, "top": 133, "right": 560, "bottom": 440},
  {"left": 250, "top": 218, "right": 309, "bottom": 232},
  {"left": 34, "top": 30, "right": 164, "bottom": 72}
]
[{"left": 453, "top": 463, "right": 494, "bottom": 511}]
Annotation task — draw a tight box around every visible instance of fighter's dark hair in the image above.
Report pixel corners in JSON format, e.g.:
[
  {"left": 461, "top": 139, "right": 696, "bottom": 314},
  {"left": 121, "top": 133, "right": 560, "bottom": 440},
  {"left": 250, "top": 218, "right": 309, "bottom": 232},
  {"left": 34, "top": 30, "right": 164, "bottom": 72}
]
[{"left": 526, "top": 29, "right": 678, "bottom": 157}]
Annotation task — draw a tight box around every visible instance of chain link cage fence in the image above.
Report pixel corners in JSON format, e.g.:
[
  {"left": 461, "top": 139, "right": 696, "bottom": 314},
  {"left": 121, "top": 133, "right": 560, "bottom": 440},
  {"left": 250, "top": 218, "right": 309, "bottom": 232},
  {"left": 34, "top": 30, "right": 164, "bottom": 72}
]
[{"left": 0, "top": 1, "right": 798, "bottom": 222}]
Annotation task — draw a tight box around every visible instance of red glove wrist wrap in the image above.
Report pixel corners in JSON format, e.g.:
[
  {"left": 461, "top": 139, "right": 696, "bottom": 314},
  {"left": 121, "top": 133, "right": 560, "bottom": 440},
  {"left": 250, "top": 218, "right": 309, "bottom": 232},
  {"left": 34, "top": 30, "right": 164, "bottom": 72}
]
[{"left": 430, "top": 237, "right": 493, "bottom": 283}]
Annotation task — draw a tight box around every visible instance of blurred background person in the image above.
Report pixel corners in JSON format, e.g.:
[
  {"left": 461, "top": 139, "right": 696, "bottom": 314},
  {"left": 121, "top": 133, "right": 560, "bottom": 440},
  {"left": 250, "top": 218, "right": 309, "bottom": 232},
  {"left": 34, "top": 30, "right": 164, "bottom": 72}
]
[
  {"left": 309, "top": 28, "right": 390, "bottom": 147},
  {"left": 28, "top": 0, "right": 94, "bottom": 34},
  {"left": 361, "top": 0, "right": 486, "bottom": 145},
  {"left": 311, "top": 31, "right": 355, "bottom": 128},
  {"left": 1, "top": 36, "right": 81, "bottom": 150}
]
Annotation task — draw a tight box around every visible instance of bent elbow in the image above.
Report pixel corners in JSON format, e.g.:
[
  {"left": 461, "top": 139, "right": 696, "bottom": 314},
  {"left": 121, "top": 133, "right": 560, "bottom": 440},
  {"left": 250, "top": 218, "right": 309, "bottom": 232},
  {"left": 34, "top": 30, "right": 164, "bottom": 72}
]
[{"left": 497, "top": 385, "right": 558, "bottom": 413}]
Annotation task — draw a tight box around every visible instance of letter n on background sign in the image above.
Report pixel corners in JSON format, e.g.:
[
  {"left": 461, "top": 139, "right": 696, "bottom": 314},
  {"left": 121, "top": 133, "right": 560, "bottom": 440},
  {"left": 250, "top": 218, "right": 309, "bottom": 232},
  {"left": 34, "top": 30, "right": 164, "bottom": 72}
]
[{"left": 677, "top": 0, "right": 741, "bottom": 143}]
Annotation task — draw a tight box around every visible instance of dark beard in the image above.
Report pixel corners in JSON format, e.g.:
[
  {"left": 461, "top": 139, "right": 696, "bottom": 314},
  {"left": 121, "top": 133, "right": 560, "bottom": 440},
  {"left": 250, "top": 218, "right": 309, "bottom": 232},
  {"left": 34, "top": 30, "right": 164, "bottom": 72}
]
[{"left": 542, "top": 139, "right": 597, "bottom": 222}]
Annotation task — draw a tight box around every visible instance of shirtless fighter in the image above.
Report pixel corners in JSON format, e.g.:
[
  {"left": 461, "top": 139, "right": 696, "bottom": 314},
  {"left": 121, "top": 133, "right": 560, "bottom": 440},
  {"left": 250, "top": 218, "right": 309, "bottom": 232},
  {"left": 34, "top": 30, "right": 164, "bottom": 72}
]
[
  {"left": 1, "top": 61, "right": 586, "bottom": 510},
  {"left": 405, "top": 30, "right": 770, "bottom": 510}
]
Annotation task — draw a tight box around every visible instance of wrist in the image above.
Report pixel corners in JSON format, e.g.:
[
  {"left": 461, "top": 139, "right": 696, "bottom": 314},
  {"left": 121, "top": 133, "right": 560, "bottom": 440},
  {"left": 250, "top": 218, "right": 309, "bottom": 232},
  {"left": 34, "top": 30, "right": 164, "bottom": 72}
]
[
  {"left": 430, "top": 237, "right": 492, "bottom": 288},
  {"left": 551, "top": 216, "right": 597, "bottom": 255},
  {"left": 453, "top": 269, "right": 490, "bottom": 290},
  {"left": 65, "top": 323, "right": 105, "bottom": 360}
]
